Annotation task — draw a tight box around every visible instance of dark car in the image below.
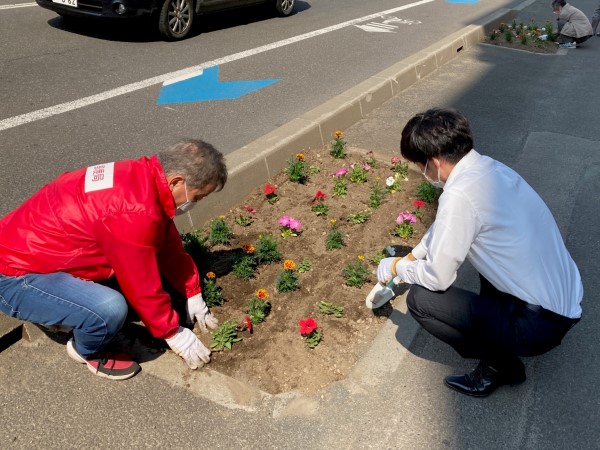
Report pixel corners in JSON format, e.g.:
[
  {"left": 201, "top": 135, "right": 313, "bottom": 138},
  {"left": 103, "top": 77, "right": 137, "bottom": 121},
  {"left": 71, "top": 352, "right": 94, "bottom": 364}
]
[{"left": 36, "top": 0, "right": 295, "bottom": 40}]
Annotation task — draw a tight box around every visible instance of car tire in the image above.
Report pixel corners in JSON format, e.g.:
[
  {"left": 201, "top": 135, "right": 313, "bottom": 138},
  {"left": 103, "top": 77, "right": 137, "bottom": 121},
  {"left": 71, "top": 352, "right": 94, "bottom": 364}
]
[
  {"left": 273, "top": 0, "right": 294, "bottom": 16},
  {"left": 158, "top": 0, "right": 194, "bottom": 41}
]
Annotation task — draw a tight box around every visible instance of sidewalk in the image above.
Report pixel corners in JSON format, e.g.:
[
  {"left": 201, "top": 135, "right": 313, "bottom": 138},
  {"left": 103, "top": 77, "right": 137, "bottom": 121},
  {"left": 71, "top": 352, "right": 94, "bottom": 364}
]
[{"left": 2, "top": 0, "right": 600, "bottom": 448}]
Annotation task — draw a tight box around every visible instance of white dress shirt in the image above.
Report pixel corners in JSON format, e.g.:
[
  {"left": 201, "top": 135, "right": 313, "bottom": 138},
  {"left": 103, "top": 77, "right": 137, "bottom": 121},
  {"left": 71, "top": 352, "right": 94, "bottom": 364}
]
[{"left": 397, "top": 150, "right": 583, "bottom": 318}]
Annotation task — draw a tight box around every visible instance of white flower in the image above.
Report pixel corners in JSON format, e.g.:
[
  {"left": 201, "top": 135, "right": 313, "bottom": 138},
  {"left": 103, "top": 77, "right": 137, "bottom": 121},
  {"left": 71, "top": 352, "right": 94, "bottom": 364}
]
[{"left": 386, "top": 176, "right": 395, "bottom": 187}]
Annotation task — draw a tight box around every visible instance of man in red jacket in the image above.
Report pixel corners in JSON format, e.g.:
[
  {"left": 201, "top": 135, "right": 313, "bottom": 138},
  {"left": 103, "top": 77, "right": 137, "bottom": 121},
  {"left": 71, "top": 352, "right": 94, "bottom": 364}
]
[{"left": 0, "top": 139, "right": 227, "bottom": 380}]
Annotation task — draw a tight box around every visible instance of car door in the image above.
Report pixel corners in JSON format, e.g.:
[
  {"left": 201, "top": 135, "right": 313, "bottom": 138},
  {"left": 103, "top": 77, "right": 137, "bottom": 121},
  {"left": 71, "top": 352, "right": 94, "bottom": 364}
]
[{"left": 198, "top": 0, "right": 250, "bottom": 12}]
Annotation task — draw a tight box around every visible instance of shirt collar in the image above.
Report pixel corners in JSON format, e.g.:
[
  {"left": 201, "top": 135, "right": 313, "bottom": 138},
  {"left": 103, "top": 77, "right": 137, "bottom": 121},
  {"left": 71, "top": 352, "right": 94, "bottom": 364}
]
[{"left": 444, "top": 149, "right": 480, "bottom": 188}]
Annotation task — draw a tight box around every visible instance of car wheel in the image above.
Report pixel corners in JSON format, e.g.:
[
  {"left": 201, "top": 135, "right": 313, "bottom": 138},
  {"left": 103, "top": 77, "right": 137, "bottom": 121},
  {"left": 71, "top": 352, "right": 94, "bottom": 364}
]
[
  {"left": 274, "top": 0, "right": 294, "bottom": 16},
  {"left": 158, "top": 0, "right": 194, "bottom": 40}
]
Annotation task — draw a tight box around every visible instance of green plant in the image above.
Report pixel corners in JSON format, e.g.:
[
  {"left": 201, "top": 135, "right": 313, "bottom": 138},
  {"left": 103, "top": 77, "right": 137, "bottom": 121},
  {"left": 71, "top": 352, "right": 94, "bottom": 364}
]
[
  {"left": 254, "top": 234, "right": 282, "bottom": 264},
  {"left": 308, "top": 165, "right": 321, "bottom": 174},
  {"left": 391, "top": 157, "right": 409, "bottom": 180},
  {"left": 330, "top": 131, "right": 347, "bottom": 159},
  {"left": 180, "top": 230, "right": 209, "bottom": 256},
  {"left": 319, "top": 301, "right": 344, "bottom": 318},
  {"left": 520, "top": 33, "right": 528, "bottom": 45},
  {"left": 201, "top": 273, "right": 224, "bottom": 307},
  {"left": 349, "top": 163, "right": 369, "bottom": 183},
  {"left": 297, "top": 257, "right": 312, "bottom": 273},
  {"left": 234, "top": 215, "right": 252, "bottom": 227},
  {"left": 385, "top": 174, "right": 402, "bottom": 193},
  {"left": 543, "top": 21, "right": 556, "bottom": 41},
  {"left": 325, "top": 222, "right": 345, "bottom": 250},
  {"left": 247, "top": 297, "right": 271, "bottom": 325},
  {"left": 287, "top": 153, "right": 308, "bottom": 184},
  {"left": 332, "top": 177, "right": 348, "bottom": 198},
  {"left": 232, "top": 254, "right": 256, "bottom": 280},
  {"left": 347, "top": 210, "right": 370, "bottom": 225},
  {"left": 369, "top": 248, "right": 387, "bottom": 265},
  {"left": 210, "top": 320, "right": 242, "bottom": 351},
  {"left": 209, "top": 216, "right": 232, "bottom": 246},
  {"left": 365, "top": 150, "right": 377, "bottom": 167},
  {"left": 504, "top": 28, "right": 513, "bottom": 42},
  {"left": 489, "top": 30, "right": 498, "bottom": 40},
  {"left": 416, "top": 180, "right": 438, "bottom": 203},
  {"left": 311, "top": 191, "right": 329, "bottom": 216},
  {"left": 276, "top": 259, "right": 300, "bottom": 293},
  {"left": 368, "top": 183, "right": 385, "bottom": 209},
  {"left": 394, "top": 212, "right": 417, "bottom": 240},
  {"left": 342, "top": 258, "right": 370, "bottom": 288}
]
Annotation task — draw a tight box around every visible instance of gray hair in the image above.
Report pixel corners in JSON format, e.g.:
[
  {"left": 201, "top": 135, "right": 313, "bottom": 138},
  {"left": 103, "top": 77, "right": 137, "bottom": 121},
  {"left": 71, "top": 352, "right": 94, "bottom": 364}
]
[{"left": 157, "top": 139, "right": 228, "bottom": 191}]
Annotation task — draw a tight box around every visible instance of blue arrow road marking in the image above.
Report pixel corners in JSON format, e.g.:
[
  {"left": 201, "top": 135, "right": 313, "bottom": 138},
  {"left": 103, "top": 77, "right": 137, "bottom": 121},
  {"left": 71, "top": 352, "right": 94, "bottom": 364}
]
[{"left": 157, "top": 66, "right": 280, "bottom": 105}]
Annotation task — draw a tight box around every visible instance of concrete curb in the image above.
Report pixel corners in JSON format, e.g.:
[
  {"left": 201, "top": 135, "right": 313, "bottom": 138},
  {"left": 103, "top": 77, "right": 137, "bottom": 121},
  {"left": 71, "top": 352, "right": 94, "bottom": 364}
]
[{"left": 1, "top": 4, "right": 518, "bottom": 413}]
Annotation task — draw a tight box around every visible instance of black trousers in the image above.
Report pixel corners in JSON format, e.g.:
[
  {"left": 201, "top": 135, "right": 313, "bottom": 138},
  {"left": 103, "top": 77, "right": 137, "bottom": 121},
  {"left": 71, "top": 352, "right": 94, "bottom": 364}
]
[{"left": 406, "top": 275, "right": 580, "bottom": 364}]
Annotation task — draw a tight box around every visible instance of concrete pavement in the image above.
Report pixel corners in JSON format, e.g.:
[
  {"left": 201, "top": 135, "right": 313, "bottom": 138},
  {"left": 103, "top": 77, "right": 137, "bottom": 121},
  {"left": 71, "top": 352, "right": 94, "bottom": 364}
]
[{"left": 2, "top": 0, "right": 600, "bottom": 447}]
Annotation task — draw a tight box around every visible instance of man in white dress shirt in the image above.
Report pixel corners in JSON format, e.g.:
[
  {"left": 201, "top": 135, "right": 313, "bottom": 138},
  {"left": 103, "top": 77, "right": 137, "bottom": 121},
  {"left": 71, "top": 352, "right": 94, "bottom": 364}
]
[{"left": 377, "top": 108, "right": 583, "bottom": 397}]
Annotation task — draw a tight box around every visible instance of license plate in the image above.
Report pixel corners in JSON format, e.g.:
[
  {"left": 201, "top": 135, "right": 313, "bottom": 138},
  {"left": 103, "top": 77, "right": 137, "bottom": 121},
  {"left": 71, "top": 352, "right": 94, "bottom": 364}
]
[{"left": 52, "top": 0, "right": 78, "bottom": 7}]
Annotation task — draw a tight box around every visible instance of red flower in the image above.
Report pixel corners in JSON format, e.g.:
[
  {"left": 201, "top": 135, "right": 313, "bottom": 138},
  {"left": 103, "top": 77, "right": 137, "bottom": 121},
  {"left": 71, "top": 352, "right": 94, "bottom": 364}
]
[
  {"left": 311, "top": 190, "right": 327, "bottom": 203},
  {"left": 299, "top": 317, "right": 318, "bottom": 335},
  {"left": 264, "top": 183, "right": 277, "bottom": 195},
  {"left": 245, "top": 315, "right": 252, "bottom": 333},
  {"left": 412, "top": 200, "right": 426, "bottom": 208},
  {"left": 244, "top": 205, "right": 256, "bottom": 214}
]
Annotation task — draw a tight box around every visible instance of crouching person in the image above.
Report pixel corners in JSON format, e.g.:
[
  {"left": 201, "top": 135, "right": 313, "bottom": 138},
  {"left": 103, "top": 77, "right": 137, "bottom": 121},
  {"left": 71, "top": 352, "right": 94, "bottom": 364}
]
[
  {"left": 377, "top": 108, "right": 583, "bottom": 397},
  {"left": 0, "top": 139, "right": 227, "bottom": 380}
]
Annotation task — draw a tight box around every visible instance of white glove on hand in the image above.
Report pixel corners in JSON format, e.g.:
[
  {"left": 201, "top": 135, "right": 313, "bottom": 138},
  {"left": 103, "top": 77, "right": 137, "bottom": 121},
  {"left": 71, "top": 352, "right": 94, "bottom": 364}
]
[
  {"left": 165, "top": 326, "right": 211, "bottom": 369},
  {"left": 186, "top": 293, "right": 219, "bottom": 333},
  {"left": 377, "top": 256, "right": 408, "bottom": 284}
]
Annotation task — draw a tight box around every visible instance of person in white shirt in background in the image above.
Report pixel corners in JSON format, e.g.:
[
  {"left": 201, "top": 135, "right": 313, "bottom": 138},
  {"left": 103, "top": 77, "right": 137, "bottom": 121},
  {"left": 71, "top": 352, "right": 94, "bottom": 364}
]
[{"left": 377, "top": 108, "right": 583, "bottom": 398}]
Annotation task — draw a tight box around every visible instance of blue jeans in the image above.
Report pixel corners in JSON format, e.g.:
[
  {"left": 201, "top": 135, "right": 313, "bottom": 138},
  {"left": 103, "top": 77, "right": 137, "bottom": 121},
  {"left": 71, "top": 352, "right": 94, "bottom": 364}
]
[{"left": 0, "top": 272, "right": 128, "bottom": 357}]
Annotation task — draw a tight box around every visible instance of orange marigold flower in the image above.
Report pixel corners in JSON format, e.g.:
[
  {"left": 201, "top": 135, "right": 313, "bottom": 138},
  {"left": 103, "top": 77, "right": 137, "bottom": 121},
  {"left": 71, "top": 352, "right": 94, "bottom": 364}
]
[
  {"left": 284, "top": 259, "right": 296, "bottom": 270},
  {"left": 242, "top": 243, "right": 255, "bottom": 254},
  {"left": 296, "top": 153, "right": 305, "bottom": 161},
  {"left": 206, "top": 272, "right": 216, "bottom": 279},
  {"left": 335, "top": 131, "right": 343, "bottom": 138},
  {"left": 256, "top": 289, "right": 269, "bottom": 299}
]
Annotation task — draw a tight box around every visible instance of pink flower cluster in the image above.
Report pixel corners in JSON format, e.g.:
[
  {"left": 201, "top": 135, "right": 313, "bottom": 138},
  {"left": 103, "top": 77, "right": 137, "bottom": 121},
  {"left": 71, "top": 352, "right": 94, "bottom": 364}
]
[
  {"left": 396, "top": 212, "right": 417, "bottom": 224},
  {"left": 278, "top": 215, "right": 302, "bottom": 231},
  {"left": 334, "top": 167, "right": 348, "bottom": 177}
]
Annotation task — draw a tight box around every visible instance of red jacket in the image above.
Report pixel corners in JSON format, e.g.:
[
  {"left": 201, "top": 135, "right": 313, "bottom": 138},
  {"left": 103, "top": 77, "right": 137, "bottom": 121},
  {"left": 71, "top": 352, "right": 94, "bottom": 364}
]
[{"left": 0, "top": 155, "right": 200, "bottom": 339}]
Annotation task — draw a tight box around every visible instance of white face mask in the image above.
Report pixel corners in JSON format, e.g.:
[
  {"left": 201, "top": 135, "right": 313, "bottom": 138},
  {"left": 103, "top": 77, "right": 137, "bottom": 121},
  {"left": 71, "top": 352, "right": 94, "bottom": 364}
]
[
  {"left": 175, "top": 182, "right": 196, "bottom": 216},
  {"left": 422, "top": 159, "right": 445, "bottom": 189}
]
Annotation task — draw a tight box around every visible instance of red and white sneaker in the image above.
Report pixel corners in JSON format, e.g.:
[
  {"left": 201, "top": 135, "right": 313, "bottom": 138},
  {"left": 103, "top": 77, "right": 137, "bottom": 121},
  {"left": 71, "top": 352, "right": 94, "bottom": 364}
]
[{"left": 66, "top": 339, "right": 140, "bottom": 381}]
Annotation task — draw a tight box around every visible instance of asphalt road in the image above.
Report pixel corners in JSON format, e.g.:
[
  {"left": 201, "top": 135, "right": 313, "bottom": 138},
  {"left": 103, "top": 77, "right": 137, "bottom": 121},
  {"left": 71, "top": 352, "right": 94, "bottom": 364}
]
[{"left": 0, "top": 0, "right": 518, "bottom": 215}]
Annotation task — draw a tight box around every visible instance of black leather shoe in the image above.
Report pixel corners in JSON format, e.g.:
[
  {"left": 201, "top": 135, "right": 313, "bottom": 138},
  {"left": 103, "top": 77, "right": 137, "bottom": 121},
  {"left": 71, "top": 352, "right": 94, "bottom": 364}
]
[{"left": 444, "top": 359, "right": 526, "bottom": 397}]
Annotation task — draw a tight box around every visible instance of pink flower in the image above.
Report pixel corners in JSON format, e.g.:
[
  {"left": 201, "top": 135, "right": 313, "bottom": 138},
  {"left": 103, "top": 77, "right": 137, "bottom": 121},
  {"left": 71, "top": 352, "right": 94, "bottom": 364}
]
[
  {"left": 289, "top": 218, "right": 302, "bottom": 231},
  {"left": 334, "top": 168, "right": 348, "bottom": 177},
  {"left": 362, "top": 163, "right": 371, "bottom": 170},
  {"left": 244, "top": 205, "right": 256, "bottom": 214},
  {"left": 391, "top": 155, "right": 401, "bottom": 165},
  {"left": 278, "top": 215, "right": 291, "bottom": 227},
  {"left": 396, "top": 212, "right": 417, "bottom": 224}
]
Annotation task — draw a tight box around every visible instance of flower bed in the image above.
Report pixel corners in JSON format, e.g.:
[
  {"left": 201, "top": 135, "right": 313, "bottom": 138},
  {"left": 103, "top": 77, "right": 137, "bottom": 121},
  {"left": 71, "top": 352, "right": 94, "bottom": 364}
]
[
  {"left": 486, "top": 19, "right": 559, "bottom": 54},
  {"left": 179, "top": 135, "right": 438, "bottom": 394}
]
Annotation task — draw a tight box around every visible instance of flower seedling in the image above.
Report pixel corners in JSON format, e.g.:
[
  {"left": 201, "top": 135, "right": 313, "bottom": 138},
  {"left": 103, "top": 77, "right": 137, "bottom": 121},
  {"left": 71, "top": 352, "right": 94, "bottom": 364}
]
[
  {"left": 416, "top": 181, "right": 438, "bottom": 203},
  {"left": 342, "top": 256, "right": 370, "bottom": 288},
  {"left": 234, "top": 215, "right": 253, "bottom": 227},
  {"left": 287, "top": 153, "right": 308, "bottom": 184},
  {"left": 368, "top": 183, "right": 385, "bottom": 209},
  {"left": 299, "top": 317, "right": 322, "bottom": 349},
  {"left": 347, "top": 210, "right": 370, "bottom": 225},
  {"left": 330, "top": 131, "right": 347, "bottom": 159},
  {"left": 349, "top": 163, "right": 370, "bottom": 183},
  {"left": 311, "top": 190, "right": 329, "bottom": 216},
  {"left": 180, "top": 230, "right": 209, "bottom": 257},
  {"left": 278, "top": 215, "right": 302, "bottom": 238},
  {"left": 365, "top": 150, "right": 377, "bottom": 167},
  {"left": 276, "top": 259, "right": 300, "bottom": 293},
  {"left": 211, "top": 320, "right": 242, "bottom": 351},
  {"left": 254, "top": 233, "right": 282, "bottom": 264},
  {"left": 319, "top": 301, "right": 344, "bottom": 318},
  {"left": 325, "top": 220, "right": 345, "bottom": 250},
  {"left": 297, "top": 257, "right": 312, "bottom": 273},
  {"left": 201, "top": 272, "right": 224, "bottom": 307},
  {"left": 248, "top": 289, "right": 271, "bottom": 324},
  {"left": 209, "top": 216, "right": 232, "bottom": 246},
  {"left": 332, "top": 174, "right": 348, "bottom": 198},
  {"left": 369, "top": 248, "right": 387, "bottom": 265},
  {"left": 394, "top": 211, "right": 417, "bottom": 239},
  {"left": 385, "top": 174, "right": 402, "bottom": 193},
  {"left": 263, "top": 183, "right": 279, "bottom": 204},
  {"left": 412, "top": 200, "right": 426, "bottom": 221},
  {"left": 232, "top": 253, "right": 256, "bottom": 280},
  {"left": 390, "top": 155, "right": 409, "bottom": 180}
]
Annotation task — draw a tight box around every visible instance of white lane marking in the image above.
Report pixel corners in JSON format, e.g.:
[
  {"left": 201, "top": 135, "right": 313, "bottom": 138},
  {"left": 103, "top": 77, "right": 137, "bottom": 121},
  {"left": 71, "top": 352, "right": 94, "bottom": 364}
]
[
  {"left": 0, "top": 2, "right": 36, "bottom": 9},
  {"left": 0, "top": 0, "right": 435, "bottom": 132}
]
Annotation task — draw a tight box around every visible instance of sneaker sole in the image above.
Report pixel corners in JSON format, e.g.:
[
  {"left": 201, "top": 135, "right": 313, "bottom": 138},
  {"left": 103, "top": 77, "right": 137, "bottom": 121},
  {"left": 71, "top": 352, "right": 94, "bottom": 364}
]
[{"left": 66, "top": 340, "right": 140, "bottom": 381}]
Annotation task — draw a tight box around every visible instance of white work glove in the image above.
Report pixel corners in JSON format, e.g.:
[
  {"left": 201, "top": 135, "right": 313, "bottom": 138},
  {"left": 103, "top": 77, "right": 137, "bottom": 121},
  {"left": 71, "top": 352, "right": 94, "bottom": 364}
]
[
  {"left": 165, "top": 326, "right": 211, "bottom": 369},
  {"left": 186, "top": 293, "right": 219, "bottom": 333},
  {"left": 377, "top": 256, "right": 409, "bottom": 284}
]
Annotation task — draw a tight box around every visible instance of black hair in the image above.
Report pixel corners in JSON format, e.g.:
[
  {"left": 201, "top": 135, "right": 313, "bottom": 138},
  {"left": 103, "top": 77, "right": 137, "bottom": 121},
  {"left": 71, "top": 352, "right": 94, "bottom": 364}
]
[{"left": 400, "top": 107, "right": 474, "bottom": 165}]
